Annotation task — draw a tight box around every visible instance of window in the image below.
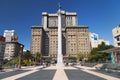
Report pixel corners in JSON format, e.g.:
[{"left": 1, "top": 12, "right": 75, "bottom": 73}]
[
  {"left": 116, "top": 36, "right": 120, "bottom": 41},
  {"left": 71, "top": 49, "right": 73, "bottom": 52},
  {"left": 118, "top": 43, "right": 120, "bottom": 46}
]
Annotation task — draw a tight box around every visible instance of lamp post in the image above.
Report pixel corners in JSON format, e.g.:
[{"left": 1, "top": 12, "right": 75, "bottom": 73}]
[
  {"left": 18, "top": 45, "right": 23, "bottom": 69},
  {"left": 35, "top": 53, "right": 36, "bottom": 66}
]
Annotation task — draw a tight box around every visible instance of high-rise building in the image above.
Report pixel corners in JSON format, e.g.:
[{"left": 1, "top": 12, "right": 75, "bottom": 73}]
[
  {"left": 3, "top": 30, "right": 23, "bottom": 60},
  {"left": 0, "top": 36, "right": 5, "bottom": 63},
  {"left": 3, "top": 30, "right": 18, "bottom": 42},
  {"left": 112, "top": 24, "right": 120, "bottom": 47},
  {"left": 89, "top": 32, "right": 110, "bottom": 48},
  {"left": 4, "top": 42, "right": 24, "bottom": 60},
  {"left": 31, "top": 10, "right": 91, "bottom": 59},
  {"left": 89, "top": 32, "right": 99, "bottom": 48}
]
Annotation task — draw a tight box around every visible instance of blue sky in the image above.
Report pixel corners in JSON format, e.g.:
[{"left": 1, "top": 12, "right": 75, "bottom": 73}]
[{"left": 0, "top": 0, "right": 120, "bottom": 50}]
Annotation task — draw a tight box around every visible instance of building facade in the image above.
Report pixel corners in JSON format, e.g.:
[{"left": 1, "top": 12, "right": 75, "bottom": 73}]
[
  {"left": 112, "top": 24, "right": 120, "bottom": 47},
  {"left": 98, "top": 38, "right": 110, "bottom": 45},
  {"left": 3, "top": 30, "right": 23, "bottom": 60},
  {"left": 31, "top": 10, "right": 91, "bottom": 59},
  {"left": 89, "top": 32, "right": 99, "bottom": 48},
  {"left": 0, "top": 36, "right": 5, "bottom": 63},
  {"left": 4, "top": 42, "right": 24, "bottom": 60},
  {"left": 3, "top": 30, "right": 18, "bottom": 42},
  {"left": 89, "top": 32, "right": 110, "bottom": 48}
]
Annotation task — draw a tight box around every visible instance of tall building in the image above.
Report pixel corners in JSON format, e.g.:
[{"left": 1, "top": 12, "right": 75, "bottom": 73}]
[
  {"left": 31, "top": 10, "right": 91, "bottom": 59},
  {"left": 3, "top": 30, "right": 18, "bottom": 42},
  {"left": 89, "top": 32, "right": 110, "bottom": 48},
  {"left": 89, "top": 32, "right": 99, "bottom": 48},
  {"left": 3, "top": 30, "right": 23, "bottom": 60},
  {"left": 0, "top": 36, "right": 5, "bottom": 63},
  {"left": 4, "top": 42, "right": 24, "bottom": 60},
  {"left": 112, "top": 24, "right": 120, "bottom": 47}
]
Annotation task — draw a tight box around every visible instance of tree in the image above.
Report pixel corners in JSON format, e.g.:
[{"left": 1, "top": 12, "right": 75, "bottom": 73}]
[
  {"left": 68, "top": 56, "right": 77, "bottom": 62},
  {"left": 33, "top": 52, "right": 42, "bottom": 65},
  {"left": 22, "top": 53, "right": 34, "bottom": 66},
  {"left": 35, "top": 52, "right": 42, "bottom": 62},
  {"left": 22, "top": 53, "right": 33, "bottom": 60},
  {"left": 88, "top": 42, "right": 114, "bottom": 62},
  {"left": 3, "top": 57, "right": 18, "bottom": 68},
  {"left": 76, "top": 53, "right": 85, "bottom": 61}
]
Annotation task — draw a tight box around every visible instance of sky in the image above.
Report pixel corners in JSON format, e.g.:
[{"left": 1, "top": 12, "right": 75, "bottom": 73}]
[{"left": 0, "top": 0, "right": 120, "bottom": 50}]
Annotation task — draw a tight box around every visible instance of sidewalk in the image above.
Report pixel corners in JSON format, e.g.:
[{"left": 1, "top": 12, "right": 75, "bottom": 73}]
[
  {"left": 0, "top": 65, "right": 40, "bottom": 74},
  {"left": 76, "top": 65, "right": 120, "bottom": 80},
  {"left": 1, "top": 66, "right": 43, "bottom": 80},
  {"left": 45, "top": 66, "right": 77, "bottom": 80}
]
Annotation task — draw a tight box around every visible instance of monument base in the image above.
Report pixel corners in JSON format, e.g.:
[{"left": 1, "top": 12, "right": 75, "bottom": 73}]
[{"left": 56, "top": 62, "right": 64, "bottom": 66}]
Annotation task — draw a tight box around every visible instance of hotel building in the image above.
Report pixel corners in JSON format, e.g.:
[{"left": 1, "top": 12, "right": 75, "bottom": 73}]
[{"left": 31, "top": 10, "right": 91, "bottom": 59}]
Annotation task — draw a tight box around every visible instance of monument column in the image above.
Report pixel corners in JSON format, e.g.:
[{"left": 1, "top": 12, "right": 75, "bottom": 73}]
[{"left": 56, "top": 5, "right": 64, "bottom": 66}]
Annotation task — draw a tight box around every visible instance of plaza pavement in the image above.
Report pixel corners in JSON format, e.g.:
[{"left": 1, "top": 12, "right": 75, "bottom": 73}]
[{"left": 0, "top": 65, "right": 120, "bottom": 80}]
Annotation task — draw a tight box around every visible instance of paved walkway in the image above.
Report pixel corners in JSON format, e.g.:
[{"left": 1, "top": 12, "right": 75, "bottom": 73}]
[
  {"left": 44, "top": 66, "right": 76, "bottom": 80},
  {"left": 76, "top": 65, "right": 120, "bottom": 80},
  {"left": 0, "top": 65, "right": 120, "bottom": 80},
  {"left": 1, "top": 66, "right": 43, "bottom": 80}
]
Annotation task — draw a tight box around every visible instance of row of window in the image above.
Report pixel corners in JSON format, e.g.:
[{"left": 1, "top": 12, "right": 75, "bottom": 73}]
[{"left": 67, "top": 29, "right": 87, "bottom": 32}]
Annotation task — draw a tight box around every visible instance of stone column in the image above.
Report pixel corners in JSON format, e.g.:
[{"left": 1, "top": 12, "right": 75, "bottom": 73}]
[{"left": 56, "top": 8, "right": 64, "bottom": 66}]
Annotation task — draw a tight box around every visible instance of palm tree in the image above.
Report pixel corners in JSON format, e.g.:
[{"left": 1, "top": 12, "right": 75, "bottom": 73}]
[
  {"left": 36, "top": 52, "right": 42, "bottom": 62},
  {"left": 34, "top": 52, "right": 42, "bottom": 65},
  {"left": 22, "top": 53, "right": 34, "bottom": 66}
]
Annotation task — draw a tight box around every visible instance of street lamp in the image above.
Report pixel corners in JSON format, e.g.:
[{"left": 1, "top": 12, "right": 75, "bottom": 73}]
[
  {"left": 35, "top": 53, "right": 36, "bottom": 66},
  {"left": 18, "top": 45, "right": 23, "bottom": 69}
]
